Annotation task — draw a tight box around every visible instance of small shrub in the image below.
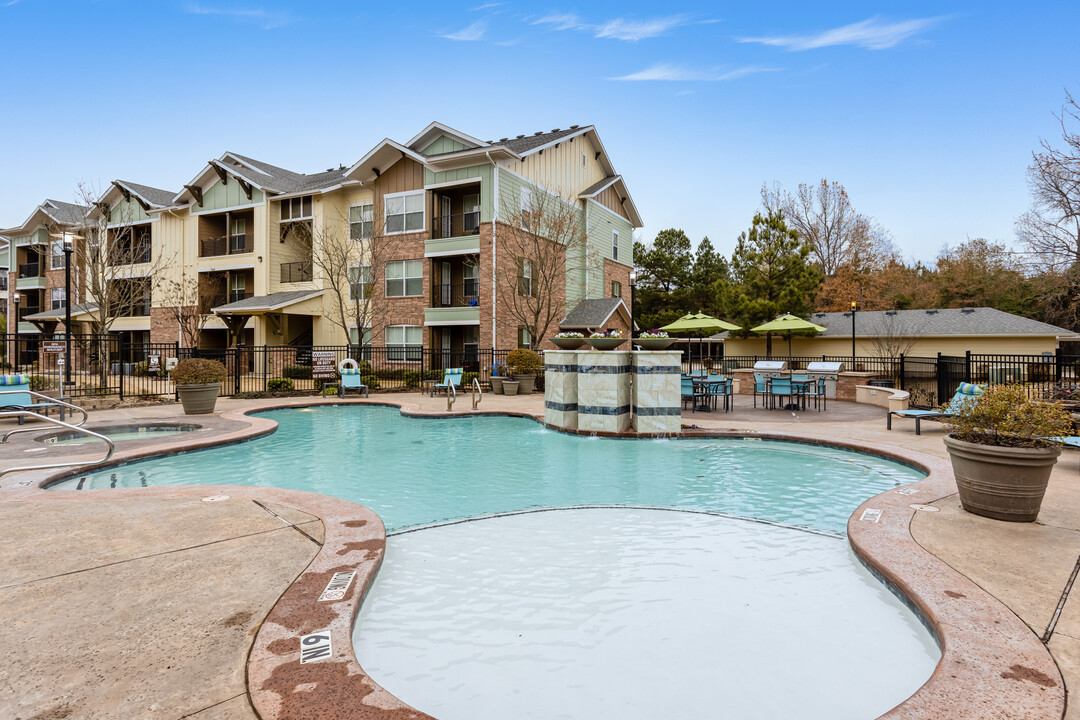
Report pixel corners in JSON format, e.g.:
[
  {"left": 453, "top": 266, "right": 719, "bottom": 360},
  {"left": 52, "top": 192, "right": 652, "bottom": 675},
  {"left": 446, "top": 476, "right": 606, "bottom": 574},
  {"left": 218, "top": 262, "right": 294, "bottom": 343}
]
[
  {"left": 283, "top": 365, "right": 312, "bottom": 380},
  {"left": 505, "top": 348, "right": 543, "bottom": 377},
  {"left": 376, "top": 368, "right": 403, "bottom": 381},
  {"left": 404, "top": 370, "right": 422, "bottom": 388},
  {"left": 944, "top": 384, "right": 1074, "bottom": 448},
  {"left": 361, "top": 374, "right": 379, "bottom": 390},
  {"left": 314, "top": 377, "right": 333, "bottom": 391},
  {"left": 463, "top": 371, "right": 479, "bottom": 388},
  {"left": 170, "top": 358, "right": 227, "bottom": 385},
  {"left": 323, "top": 385, "right": 338, "bottom": 396},
  {"left": 0, "top": 361, "right": 11, "bottom": 370},
  {"left": 357, "top": 359, "right": 373, "bottom": 374},
  {"left": 133, "top": 361, "right": 149, "bottom": 377},
  {"left": 266, "top": 377, "right": 294, "bottom": 392},
  {"left": 423, "top": 369, "right": 443, "bottom": 381},
  {"left": 29, "top": 375, "right": 56, "bottom": 391}
]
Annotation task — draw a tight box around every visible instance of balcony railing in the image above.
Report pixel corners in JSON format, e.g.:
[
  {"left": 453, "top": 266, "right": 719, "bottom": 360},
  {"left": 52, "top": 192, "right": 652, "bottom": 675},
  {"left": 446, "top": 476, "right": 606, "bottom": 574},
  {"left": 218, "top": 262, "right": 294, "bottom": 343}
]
[
  {"left": 202, "top": 291, "right": 253, "bottom": 308},
  {"left": 431, "top": 212, "right": 481, "bottom": 240},
  {"left": 16, "top": 307, "right": 41, "bottom": 322},
  {"left": 200, "top": 233, "right": 253, "bottom": 258},
  {"left": 17, "top": 263, "right": 41, "bottom": 279},
  {"left": 0, "top": 276, "right": 8, "bottom": 291},
  {"left": 431, "top": 280, "right": 480, "bottom": 308},
  {"left": 109, "top": 244, "right": 152, "bottom": 266},
  {"left": 280, "top": 260, "right": 313, "bottom": 284},
  {"left": 112, "top": 299, "right": 151, "bottom": 317}
]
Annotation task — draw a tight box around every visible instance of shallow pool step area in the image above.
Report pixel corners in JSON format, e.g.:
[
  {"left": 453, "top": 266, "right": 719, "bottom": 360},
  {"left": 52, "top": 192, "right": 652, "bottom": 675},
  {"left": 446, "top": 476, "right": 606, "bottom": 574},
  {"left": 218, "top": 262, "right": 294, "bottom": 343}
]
[{"left": 544, "top": 350, "right": 681, "bottom": 434}]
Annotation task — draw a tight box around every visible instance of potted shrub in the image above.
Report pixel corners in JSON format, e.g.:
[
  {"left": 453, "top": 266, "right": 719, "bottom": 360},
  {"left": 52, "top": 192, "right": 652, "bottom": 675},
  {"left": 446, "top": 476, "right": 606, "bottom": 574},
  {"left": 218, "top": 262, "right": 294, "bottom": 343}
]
[
  {"left": 551, "top": 331, "right": 586, "bottom": 350},
  {"left": 942, "top": 383, "right": 1073, "bottom": 522},
  {"left": 505, "top": 348, "right": 543, "bottom": 394},
  {"left": 490, "top": 363, "right": 505, "bottom": 394},
  {"left": 634, "top": 329, "right": 676, "bottom": 350},
  {"left": 585, "top": 329, "right": 626, "bottom": 351},
  {"left": 171, "top": 358, "right": 227, "bottom": 415}
]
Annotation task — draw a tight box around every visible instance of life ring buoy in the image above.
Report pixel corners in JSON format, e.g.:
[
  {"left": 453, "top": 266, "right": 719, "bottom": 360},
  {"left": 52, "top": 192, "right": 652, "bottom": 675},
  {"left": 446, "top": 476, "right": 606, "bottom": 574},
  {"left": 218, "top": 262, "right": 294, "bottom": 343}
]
[{"left": 338, "top": 358, "right": 359, "bottom": 374}]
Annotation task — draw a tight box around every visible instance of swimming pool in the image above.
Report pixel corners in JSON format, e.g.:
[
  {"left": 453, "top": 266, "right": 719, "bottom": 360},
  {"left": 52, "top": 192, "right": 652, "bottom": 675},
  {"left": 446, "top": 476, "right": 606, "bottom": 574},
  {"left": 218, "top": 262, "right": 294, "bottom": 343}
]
[{"left": 53, "top": 405, "right": 924, "bottom": 536}]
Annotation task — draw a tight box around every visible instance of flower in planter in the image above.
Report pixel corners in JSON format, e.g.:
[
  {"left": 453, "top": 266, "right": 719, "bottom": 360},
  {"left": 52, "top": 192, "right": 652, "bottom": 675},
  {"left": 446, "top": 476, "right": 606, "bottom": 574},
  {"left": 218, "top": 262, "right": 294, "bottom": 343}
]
[
  {"left": 638, "top": 330, "right": 669, "bottom": 339},
  {"left": 554, "top": 332, "right": 584, "bottom": 339},
  {"left": 590, "top": 329, "right": 622, "bottom": 338}
]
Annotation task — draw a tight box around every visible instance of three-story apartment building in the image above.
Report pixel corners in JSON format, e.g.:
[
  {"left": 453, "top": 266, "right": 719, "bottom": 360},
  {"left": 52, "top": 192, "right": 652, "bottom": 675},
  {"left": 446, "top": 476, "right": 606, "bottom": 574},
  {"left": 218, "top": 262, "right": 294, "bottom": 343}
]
[{"left": 0, "top": 122, "right": 641, "bottom": 357}]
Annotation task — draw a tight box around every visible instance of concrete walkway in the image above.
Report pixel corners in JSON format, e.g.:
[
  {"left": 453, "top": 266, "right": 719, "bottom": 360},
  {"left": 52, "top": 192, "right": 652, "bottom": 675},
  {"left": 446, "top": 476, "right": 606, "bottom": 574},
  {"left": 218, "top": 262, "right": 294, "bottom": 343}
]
[{"left": 0, "top": 390, "right": 1077, "bottom": 718}]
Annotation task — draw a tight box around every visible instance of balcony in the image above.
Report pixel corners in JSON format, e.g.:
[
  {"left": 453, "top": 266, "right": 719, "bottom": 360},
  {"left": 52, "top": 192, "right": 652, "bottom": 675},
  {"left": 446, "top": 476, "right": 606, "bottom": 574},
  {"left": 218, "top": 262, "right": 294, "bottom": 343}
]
[
  {"left": 16, "top": 307, "right": 41, "bottom": 323},
  {"left": 109, "top": 244, "right": 152, "bottom": 266},
  {"left": 112, "top": 299, "right": 151, "bottom": 317},
  {"left": 200, "top": 233, "right": 253, "bottom": 258},
  {"left": 431, "top": 212, "right": 480, "bottom": 240},
  {"left": 280, "top": 260, "right": 313, "bottom": 284},
  {"left": 18, "top": 262, "right": 40, "bottom": 279},
  {"left": 0, "top": 275, "right": 8, "bottom": 291},
  {"left": 430, "top": 281, "right": 479, "bottom": 309}
]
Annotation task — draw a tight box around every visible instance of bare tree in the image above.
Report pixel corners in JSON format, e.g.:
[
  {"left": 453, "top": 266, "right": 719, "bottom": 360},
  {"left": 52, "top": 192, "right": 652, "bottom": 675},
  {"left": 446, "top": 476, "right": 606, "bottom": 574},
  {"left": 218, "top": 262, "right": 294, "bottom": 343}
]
[
  {"left": 499, "top": 187, "right": 594, "bottom": 346},
  {"left": 296, "top": 202, "right": 391, "bottom": 353},
  {"left": 865, "top": 312, "right": 924, "bottom": 358},
  {"left": 1016, "top": 90, "right": 1080, "bottom": 270},
  {"left": 762, "top": 179, "right": 893, "bottom": 275},
  {"left": 156, "top": 272, "right": 218, "bottom": 348}
]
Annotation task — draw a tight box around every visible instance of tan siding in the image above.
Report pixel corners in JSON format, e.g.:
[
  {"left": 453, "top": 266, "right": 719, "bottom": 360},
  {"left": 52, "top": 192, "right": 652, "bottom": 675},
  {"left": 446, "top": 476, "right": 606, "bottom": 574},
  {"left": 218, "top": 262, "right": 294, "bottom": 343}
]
[
  {"left": 722, "top": 335, "right": 1061, "bottom": 358},
  {"left": 509, "top": 134, "right": 605, "bottom": 200},
  {"left": 596, "top": 185, "right": 630, "bottom": 221}
]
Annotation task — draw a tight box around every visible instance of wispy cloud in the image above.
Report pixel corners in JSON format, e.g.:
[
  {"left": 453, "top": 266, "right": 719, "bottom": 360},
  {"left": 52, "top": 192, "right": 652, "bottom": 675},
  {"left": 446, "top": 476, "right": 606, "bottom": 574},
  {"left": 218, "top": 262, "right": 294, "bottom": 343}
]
[
  {"left": 441, "top": 20, "right": 486, "bottom": 41},
  {"left": 472, "top": 2, "right": 503, "bottom": 9},
  {"left": 184, "top": 3, "right": 295, "bottom": 29},
  {"left": 533, "top": 13, "right": 690, "bottom": 41},
  {"left": 611, "top": 63, "right": 779, "bottom": 82},
  {"left": 738, "top": 16, "right": 941, "bottom": 51}
]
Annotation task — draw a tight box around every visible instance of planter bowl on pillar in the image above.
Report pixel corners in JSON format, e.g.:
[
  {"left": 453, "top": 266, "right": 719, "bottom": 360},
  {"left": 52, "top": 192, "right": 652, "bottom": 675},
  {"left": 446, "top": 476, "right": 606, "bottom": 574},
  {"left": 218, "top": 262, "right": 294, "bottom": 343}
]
[
  {"left": 551, "top": 337, "right": 587, "bottom": 350},
  {"left": 944, "top": 434, "right": 1061, "bottom": 522},
  {"left": 633, "top": 337, "right": 676, "bottom": 350},
  {"left": 585, "top": 337, "right": 627, "bottom": 351}
]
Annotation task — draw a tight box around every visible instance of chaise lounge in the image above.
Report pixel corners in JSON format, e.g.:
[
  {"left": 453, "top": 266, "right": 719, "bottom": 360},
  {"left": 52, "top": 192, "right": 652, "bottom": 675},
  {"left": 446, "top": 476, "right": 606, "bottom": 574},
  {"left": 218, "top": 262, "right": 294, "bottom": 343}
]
[{"left": 887, "top": 382, "right": 984, "bottom": 435}]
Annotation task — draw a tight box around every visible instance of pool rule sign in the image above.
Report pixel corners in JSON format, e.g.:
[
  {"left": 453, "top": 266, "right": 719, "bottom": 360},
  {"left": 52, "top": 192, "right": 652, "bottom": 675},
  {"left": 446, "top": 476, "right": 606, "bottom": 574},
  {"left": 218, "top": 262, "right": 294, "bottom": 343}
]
[
  {"left": 312, "top": 351, "right": 337, "bottom": 380},
  {"left": 42, "top": 341, "right": 66, "bottom": 355}
]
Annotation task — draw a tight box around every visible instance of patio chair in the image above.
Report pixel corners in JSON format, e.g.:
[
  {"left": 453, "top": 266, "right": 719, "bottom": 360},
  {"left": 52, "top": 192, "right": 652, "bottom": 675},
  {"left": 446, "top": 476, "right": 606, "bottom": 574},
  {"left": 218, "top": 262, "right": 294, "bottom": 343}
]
[
  {"left": 887, "top": 382, "right": 984, "bottom": 435},
  {"left": 791, "top": 372, "right": 809, "bottom": 382},
  {"left": 708, "top": 376, "right": 732, "bottom": 412},
  {"left": 770, "top": 376, "right": 795, "bottom": 410},
  {"left": 0, "top": 374, "right": 66, "bottom": 424},
  {"left": 430, "top": 367, "right": 464, "bottom": 397},
  {"left": 802, "top": 377, "right": 827, "bottom": 411},
  {"left": 753, "top": 374, "right": 769, "bottom": 408},
  {"left": 681, "top": 377, "right": 706, "bottom": 410},
  {"left": 339, "top": 367, "right": 369, "bottom": 398}
]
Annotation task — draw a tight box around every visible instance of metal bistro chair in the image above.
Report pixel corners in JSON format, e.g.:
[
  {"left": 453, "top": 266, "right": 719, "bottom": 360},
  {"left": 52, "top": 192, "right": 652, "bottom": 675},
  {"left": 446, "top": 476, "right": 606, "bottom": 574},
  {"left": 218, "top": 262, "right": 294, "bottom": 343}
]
[
  {"left": 681, "top": 377, "right": 697, "bottom": 411},
  {"left": 706, "top": 374, "right": 726, "bottom": 411},
  {"left": 803, "top": 376, "right": 827, "bottom": 411},
  {"left": 753, "top": 373, "right": 769, "bottom": 409},
  {"left": 769, "top": 376, "right": 795, "bottom": 410},
  {"left": 709, "top": 376, "right": 733, "bottom": 412}
]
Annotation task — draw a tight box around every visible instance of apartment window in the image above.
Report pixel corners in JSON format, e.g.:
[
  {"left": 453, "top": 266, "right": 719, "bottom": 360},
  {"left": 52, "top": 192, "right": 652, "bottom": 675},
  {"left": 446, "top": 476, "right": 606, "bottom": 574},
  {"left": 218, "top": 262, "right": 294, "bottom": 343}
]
[
  {"left": 51, "top": 238, "right": 66, "bottom": 269},
  {"left": 229, "top": 274, "right": 247, "bottom": 303},
  {"left": 612, "top": 230, "right": 619, "bottom": 262},
  {"left": 386, "top": 325, "right": 422, "bottom": 361},
  {"left": 349, "top": 326, "right": 373, "bottom": 360},
  {"left": 611, "top": 280, "right": 622, "bottom": 298},
  {"left": 230, "top": 218, "right": 247, "bottom": 253},
  {"left": 581, "top": 150, "right": 586, "bottom": 168},
  {"left": 349, "top": 263, "right": 372, "bottom": 301},
  {"left": 463, "top": 262, "right": 479, "bottom": 297},
  {"left": 51, "top": 287, "right": 66, "bottom": 310},
  {"left": 463, "top": 194, "right": 480, "bottom": 234},
  {"left": 280, "top": 196, "right": 313, "bottom": 221},
  {"left": 517, "top": 326, "right": 532, "bottom": 350},
  {"left": 349, "top": 203, "right": 374, "bottom": 241},
  {"left": 385, "top": 259, "right": 422, "bottom": 297},
  {"left": 385, "top": 191, "right": 424, "bottom": 234},
  {"left": 517, "top": 258, "right": 532, "bottom": 297},
  {"left": 519, "top": 187, "right": 532, "bottom": 230},
  {"left": 464, "top": 326, "right": 479, "bottom": 364}
]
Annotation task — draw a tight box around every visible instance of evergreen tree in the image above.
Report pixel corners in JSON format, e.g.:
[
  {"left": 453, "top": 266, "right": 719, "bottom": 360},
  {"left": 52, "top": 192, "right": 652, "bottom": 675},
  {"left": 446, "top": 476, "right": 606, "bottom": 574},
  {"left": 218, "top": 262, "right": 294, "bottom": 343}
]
[
  {"left": 719, "top": 212, "right": 823, "bottom": 354},
  {"left": 689, "top": 236, "right": 729, "bottom": 315}
]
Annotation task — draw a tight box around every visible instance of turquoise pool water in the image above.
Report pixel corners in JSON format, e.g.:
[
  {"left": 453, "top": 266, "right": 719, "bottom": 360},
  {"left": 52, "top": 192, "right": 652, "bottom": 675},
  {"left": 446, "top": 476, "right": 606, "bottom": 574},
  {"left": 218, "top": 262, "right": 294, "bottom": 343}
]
[{"left": 52, "top": 406, "right": 923, "bottom": 535}]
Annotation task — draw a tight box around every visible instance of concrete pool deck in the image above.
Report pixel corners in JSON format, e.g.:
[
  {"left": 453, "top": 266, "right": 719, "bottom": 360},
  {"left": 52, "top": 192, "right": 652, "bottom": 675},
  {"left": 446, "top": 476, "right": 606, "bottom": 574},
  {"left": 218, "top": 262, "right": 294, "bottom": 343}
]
[{"left": 0, "top": 391, "right": 1077, "bottom": 718}]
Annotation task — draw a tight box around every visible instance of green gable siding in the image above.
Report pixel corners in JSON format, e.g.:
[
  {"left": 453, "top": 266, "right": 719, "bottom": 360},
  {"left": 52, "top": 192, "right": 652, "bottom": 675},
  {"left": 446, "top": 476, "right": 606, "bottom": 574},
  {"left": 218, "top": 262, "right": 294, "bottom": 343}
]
[
  {"left": 192, "top": 179, "right": 263, "bottom": 213},
  {"left": 587, "top": 200, "right": 633, "bottom": 266},
  {"left": 0, "top": 246, "right": 8, "bottom": 266},
  {"left": 421, "top": 136, "right": 469, "bottom": 156},
  {"left": 107, "top": 196, "right": 150, "bottom": 226},
  {"left": 425, "top": 164, "right": 494, "bottom": 222}
]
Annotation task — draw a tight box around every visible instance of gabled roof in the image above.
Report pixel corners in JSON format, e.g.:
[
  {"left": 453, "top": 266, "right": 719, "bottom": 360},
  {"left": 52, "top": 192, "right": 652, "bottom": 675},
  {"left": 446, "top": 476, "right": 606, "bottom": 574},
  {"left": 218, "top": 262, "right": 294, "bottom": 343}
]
[
  {"left": 406, "top": 121, "right": 487, "bottom": 153},
  {"left": 114, "top": 180, "right": 179, "bottom": 209},
  {"left": 560, "top": 297, "right": 631, "bottom": 330},
  {"left": 1, "top": 199, "right": 90, "bottom": 236},
  {"left": 212, "top": 289, "right": 324, "bottom": 314},
  {"left": 174, "top": 152, "right": 349, "bottom": 204},
  {"left": 805, "top": 307, "right": 1071, "bottom": 338},
  {"left": 491, "top": 126, "right": 589, "bottom": 155},
  {"left": 343, "top": 139, "right": 429, "bottom": 183}
]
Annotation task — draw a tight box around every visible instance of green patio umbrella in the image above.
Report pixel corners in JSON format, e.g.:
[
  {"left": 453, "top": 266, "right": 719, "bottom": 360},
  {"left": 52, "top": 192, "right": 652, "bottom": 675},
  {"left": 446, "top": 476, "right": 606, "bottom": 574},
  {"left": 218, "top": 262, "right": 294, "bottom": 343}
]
[
  {"left": 750, "top": 314, "right": 827, "bottom": 360},
  {"left": 661, "top": 311, "right": 742, "bottom": 372}
]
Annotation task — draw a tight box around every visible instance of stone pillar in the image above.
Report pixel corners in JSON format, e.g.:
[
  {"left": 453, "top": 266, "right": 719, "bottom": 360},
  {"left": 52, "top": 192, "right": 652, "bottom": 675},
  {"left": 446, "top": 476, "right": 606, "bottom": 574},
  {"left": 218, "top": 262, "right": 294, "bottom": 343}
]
[
  {"left": 577, "top": 350, "right": 631, "bottom": 434},
  {"left": 631, "top": 350, "right": 682, "bottom": 434},
  {"left": 543, "top": 350, "right": 580, "bottom": 430}
]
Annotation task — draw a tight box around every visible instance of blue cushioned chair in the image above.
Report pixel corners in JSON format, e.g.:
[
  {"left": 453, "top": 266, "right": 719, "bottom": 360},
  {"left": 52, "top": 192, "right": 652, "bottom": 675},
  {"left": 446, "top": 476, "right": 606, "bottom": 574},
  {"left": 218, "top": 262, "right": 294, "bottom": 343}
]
[
  {"left": 0, "top": 373, "right": 66, "bottom": 424},
  {"left": 339, "top": 367, "right": 369, "bottom": 398},
  {"left": 887, "top": 382, "right": 984, "bottom": 435},
  {"left": 431, "top": 368, "right": 463, "bottom": 397},
  {"left": 769, "top": 377, "right": 795, "bottom": 410}
]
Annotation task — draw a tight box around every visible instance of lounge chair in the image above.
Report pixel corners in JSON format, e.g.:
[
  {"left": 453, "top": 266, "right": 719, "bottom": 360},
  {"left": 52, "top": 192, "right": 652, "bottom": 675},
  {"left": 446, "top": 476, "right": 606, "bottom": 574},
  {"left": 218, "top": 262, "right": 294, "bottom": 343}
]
[
  {"left": 887, "top": 382, "right": 984, "bottom": 435},
  {"left": 339, "top": 367, "right": 369, "bottom": 398},
  {"left": 0, "top": 374, "right": 67, "bottom": 424},
  {"left": 430, "top": 367, "right": 463, "bottom": 397}
]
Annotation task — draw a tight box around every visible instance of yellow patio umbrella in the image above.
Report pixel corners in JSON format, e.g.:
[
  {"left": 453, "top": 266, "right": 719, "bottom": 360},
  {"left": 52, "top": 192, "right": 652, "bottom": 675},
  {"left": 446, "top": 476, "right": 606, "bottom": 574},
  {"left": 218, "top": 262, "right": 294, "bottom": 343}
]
[
  {"left": 661, "top": 311, "right": 742, "bottom": 371},
  {"left": 750, "top": 314, "right": 827, "bottom": 360}
]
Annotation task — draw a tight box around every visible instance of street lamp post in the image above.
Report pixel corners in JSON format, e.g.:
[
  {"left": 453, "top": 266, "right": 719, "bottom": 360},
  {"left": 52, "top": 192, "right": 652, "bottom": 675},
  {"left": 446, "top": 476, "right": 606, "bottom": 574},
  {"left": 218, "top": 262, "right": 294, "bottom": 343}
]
[
  {"left": 63, "top": 233, "right": 73, "bottom": 388},
  {"left": 850, "top": 300, "right": 857, "bottom": 365},
  {"left": 13, "top": 291, "right": 20, "bottom": 373}
]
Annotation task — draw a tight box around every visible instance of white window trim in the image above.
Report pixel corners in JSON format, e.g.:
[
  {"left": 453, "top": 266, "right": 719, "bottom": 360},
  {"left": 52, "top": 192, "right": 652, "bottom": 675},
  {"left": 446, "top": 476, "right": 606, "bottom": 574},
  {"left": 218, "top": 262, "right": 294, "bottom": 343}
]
[
  {"left": 348, "top": 202, "right": 374, "bottom": 242},
  {"left": 385, "top": 259, "right": 423, "bottom": 298},
  {"left": 612, "top": 229, "right": 619, "bottom": 262},
  {"left": 348, "top": 262, "right": 372, "bottom": 301},
  {"left": 386, "top": 324, "right": 423, "bottom": 362},
  {"left": 383, "top": 190, "right": 425, "bottom": 236},
  {"left": 280, "top": 196, "right": 314, "bottom": 222}
]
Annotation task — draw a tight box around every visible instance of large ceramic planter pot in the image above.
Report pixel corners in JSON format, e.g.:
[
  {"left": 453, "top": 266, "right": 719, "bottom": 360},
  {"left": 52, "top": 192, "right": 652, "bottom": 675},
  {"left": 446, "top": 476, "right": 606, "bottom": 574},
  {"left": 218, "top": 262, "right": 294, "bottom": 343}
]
[
  {"left": 516, "top": 374, "right": 536, "bottom": 394},
  {"left": 585, "top": 337, "right": 627, "bottom": 351},
  {"left": 503, "top": 380, "right": 520, "bottom": 396},
  {"left": 490, "top": 376, "right": 504, "bottom": 394},
  {"left": 943, "top": 433, "right": 1061, "bottom": 522},
  {"left": 551, "top": 337, "right": 586, "bottom": 350},
  {"left": 177, "top": 382, "right": 221, "bottom": 415},
  {"left": 634, "top": 337, "right": 676, "bottom": 350}
]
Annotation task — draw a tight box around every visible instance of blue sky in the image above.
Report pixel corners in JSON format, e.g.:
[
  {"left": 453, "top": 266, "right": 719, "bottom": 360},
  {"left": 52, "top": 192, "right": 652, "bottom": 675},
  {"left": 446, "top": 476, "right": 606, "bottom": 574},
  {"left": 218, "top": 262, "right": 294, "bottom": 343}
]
[{"left": 1, "top": 1, "right": 1077, "bottom": 263}]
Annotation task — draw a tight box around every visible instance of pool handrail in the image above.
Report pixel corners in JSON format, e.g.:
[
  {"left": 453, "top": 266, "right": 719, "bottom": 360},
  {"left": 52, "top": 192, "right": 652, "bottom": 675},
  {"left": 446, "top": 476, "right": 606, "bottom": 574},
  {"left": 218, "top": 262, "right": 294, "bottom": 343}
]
[
  {"left": 472, "top": 377, "right": 482, "bottom": 410},
  {"left": 0, "top": 409, "right": 115, "bottom": 478},
  {"left": 0, "top": 389, "right": 88, "bottom": 439}
]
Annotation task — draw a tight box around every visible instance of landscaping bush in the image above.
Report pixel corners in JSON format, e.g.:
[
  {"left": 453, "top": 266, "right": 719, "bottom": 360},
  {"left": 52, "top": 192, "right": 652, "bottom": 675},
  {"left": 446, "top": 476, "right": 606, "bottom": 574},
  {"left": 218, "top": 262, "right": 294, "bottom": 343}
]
[
  {"left": 505, "top": 348, "right": 543, "bottom": 377},
  {"left": 133, "top": 361, "right": 149, "bottom": 377},
  {"left": 170, "top": 358, "right": 227, "bottom": 385},
  {"left": 361, "top": 374, "right": 379, "bottom": 390},
  {"left": 463, "top": 371, "right": 479, "bottom": 388},
  {"left": 283, "top": 365, "right": 312, "bottom": 380},
  {"left": 944, "top": 384, "right": 1073, "bottom": 448},
  {"left": 266, "top": 377, "right": 294, "bottom": 392},
  {"left": 404, "top": 370, "right": 423, "bottom": 388},
  {"left": 357, "top": 359, "right": 373, "bottom": 374},
  {"left": 323, "top": 385, "right": 338, "bottom": 396},
  {"left": 376, "top": 368, "right": 403, "bottom": 381},
  {"left": 29, "top": 375, "right": 56, "bottom": 391}
]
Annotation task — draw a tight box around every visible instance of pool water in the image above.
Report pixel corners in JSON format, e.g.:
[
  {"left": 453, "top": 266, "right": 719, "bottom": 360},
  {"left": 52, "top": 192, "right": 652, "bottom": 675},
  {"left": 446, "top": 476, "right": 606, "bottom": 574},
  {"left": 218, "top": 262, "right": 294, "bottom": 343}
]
[{"left": 54, "top": 406, "right": 924, "bottom": 535}]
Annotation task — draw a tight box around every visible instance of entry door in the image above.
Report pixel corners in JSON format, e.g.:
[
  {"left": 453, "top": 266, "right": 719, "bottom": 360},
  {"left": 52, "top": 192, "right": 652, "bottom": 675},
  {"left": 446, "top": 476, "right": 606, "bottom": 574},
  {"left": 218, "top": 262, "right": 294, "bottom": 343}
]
[
  {"left": 441, "top": 196, "right": 452, "bottom": 238},
  {"left": 441, "top": 261, "right": 452, "bottom": 306}
]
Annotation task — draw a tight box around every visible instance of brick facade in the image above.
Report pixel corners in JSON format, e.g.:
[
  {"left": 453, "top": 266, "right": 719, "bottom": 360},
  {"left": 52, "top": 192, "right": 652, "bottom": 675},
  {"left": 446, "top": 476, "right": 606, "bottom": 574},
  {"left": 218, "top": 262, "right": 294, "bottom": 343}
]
[{"left": 150, "top": 307, "right": 179, "bottom": 344}]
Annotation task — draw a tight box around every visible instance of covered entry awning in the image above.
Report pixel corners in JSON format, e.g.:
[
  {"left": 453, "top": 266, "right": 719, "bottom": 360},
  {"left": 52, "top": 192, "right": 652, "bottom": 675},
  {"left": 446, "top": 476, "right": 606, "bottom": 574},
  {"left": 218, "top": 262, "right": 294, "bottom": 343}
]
[
  {"left": 211, "top": 289, "right": 324, "bottom": 344},
  {"left": 21, "top": 303, "right": 98, "bottom": 333}
]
